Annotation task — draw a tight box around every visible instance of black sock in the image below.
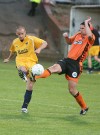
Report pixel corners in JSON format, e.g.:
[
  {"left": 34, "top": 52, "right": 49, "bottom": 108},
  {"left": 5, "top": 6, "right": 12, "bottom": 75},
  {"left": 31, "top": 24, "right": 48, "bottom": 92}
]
[{"left": 22, "top": 90, "right": 32, "bottom": 109}]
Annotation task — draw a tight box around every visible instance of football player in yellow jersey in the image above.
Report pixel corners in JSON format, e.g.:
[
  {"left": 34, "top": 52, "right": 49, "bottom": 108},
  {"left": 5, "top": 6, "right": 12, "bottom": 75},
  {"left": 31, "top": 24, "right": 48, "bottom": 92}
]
[{"left": 4, "top": 26, "right": 47, "bottom": 113}]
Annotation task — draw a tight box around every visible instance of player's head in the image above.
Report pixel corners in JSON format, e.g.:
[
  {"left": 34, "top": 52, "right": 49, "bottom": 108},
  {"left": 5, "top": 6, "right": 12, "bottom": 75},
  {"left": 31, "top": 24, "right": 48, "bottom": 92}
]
[
  {"left": 80, "top": 22, "right": 90, "bottom": 35},
  {"left": 16, "top": 26, "right": 26, "bottom": 41}
]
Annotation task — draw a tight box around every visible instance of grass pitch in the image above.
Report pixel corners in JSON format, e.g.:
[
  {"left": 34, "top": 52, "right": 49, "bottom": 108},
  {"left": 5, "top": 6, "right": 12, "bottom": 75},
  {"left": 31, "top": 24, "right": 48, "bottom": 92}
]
[{"left": 0, "top": 59, "right": 100, "bottom": 135}]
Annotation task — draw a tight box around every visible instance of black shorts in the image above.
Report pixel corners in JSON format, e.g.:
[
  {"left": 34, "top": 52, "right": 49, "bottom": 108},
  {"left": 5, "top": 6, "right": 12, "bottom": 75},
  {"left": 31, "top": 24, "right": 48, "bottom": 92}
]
[{"left": 57, "top": 58, "right": 80, "bottom": 78}]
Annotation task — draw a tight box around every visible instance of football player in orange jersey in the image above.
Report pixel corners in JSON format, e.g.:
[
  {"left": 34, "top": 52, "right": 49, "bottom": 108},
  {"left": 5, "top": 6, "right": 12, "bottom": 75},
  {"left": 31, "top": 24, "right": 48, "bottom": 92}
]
[
  {"left": 36, "top": 17, "right": 95, "bottom": 115},
  {"left": 4, "top": 26, "right": 47, "bottom": 113}
]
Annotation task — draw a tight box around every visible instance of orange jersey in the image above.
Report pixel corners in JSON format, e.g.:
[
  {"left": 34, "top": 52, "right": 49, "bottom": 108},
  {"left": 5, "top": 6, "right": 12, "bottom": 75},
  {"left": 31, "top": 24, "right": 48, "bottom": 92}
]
[{"left": 67, "top": 32, "right": 95, "bottom": 62}]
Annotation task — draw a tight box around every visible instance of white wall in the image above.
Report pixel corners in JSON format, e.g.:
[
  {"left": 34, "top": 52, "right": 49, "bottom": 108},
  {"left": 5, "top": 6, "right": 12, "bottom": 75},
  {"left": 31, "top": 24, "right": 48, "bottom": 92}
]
[
  {"left": 64, "top": 5, "right": 100, "bottom": 56},
  {"left": 74, "top": 0, "right": 100, "bottom": 4},
  {"left": 70, "top": 5, "right": 100, "bottom": 36}
]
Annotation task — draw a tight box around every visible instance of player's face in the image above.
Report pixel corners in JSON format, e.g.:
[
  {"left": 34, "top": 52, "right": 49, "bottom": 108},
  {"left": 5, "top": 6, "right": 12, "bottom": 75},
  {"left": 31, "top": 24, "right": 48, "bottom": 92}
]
[
  {"left": 16, "top": 28, "right": 26, "bottom": 41},
  {"left": 80, "top": 25, "right": 86, "bottom": 35}
]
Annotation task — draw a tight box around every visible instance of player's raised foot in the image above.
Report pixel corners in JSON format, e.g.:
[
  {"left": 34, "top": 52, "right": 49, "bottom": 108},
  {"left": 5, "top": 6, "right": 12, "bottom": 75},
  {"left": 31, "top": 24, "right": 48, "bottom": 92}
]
[
  {"left": 80, "top": 107, "right": 89, "bottom": 115},
  {"left": 21, "top": 108, "right": 28, "bottom": 113},
  {"left": 18, "top": 70, "right": 27, "bottom": 82},
  {"left": 23, "top": 74, "right": 28, "bottom": 82}
]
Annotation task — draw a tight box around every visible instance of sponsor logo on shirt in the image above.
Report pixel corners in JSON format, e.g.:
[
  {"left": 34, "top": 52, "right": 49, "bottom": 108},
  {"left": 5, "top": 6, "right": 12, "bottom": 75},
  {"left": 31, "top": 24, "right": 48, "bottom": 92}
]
[
  {"left": 17, "top": 49, "right": 28, "bottom": 54},
  {"left": 25, "top": 42, "right": 28, "bottom": 45},
  {"left": 73, "top": 40, "right": 83, "bottom": 45}
]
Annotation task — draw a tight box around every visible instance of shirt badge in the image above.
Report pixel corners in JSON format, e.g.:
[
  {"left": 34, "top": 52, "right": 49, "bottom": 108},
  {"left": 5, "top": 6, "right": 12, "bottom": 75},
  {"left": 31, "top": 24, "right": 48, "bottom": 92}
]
[
  {"left": 25, "top": 42, "right": 28, "bottom": 45},
  {"left": 72, "top": 72, "right": 77, "bottom": 78}
]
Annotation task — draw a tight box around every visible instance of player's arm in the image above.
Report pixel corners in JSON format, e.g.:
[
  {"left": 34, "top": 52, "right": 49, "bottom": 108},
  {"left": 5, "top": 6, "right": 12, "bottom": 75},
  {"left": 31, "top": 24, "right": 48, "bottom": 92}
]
[
  {"left": 63, "top": 32, "right": 72, "bottom": 45},
  {"left": 3, "top": 51, "right": 14, "bottom": 63},
  {"left": 85, "top": 17, "right": 93, "bottom": 40},
  {"left": 4, "top": 41, "right": 15, "bottom": 63},
  {"left": 35, "top": 41, "right": 48, "bottom": 54}
]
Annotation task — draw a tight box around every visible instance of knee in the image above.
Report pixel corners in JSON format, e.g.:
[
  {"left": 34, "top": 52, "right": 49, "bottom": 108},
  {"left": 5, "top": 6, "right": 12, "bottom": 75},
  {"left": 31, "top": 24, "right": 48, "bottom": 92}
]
[
  {"left": 26, "top": 80, "right": 34, "bottom": 90},
  {"left": 68, "top": 82, "right": 77, "bottom": 96},
  {"left": 18, "top": 66, "right": 27, "bottom": 73},
  {"left": 69, "top": 87, "right": 74, "bottom": 95},
  {"left": 94, "top": 56, "right": 98, "bottom": 60}
]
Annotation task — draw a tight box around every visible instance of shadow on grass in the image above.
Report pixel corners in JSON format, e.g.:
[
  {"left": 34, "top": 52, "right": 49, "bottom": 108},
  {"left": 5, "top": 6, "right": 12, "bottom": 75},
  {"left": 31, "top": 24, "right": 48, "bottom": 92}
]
[
  {"left": 0, "top": 110, "right": 89, "bottom": 125},
  {"left": 64, "top": 115, "right": 89, "bottom": 125},
  {"left": 0, "top": 113, "right": 34, "bottom": 121}
]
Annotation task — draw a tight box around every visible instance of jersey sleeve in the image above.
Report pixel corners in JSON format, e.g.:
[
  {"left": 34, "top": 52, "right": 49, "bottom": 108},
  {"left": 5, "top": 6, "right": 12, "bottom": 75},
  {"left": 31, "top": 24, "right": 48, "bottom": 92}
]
[
  {"left": 31, "top": 36, "right": 45, "bottom": 49},
  {"left": 9, "top": 42, "right": 15, "bottom": 53}
]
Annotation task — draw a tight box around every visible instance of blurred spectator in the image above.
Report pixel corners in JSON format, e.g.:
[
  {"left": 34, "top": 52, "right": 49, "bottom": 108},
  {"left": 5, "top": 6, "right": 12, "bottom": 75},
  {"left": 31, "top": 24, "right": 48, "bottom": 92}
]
[
  {"left": 43, "top": 0, "right": 55, "bottom": 6},
  {"left": 95, "top": 25, "right": 100, "bottom": 45},
  {"left": 87, "top": 24, "right": 100, "bottom": 74},
  {"left": 28, "top": 0, "right": 41, "bottom": 16}
]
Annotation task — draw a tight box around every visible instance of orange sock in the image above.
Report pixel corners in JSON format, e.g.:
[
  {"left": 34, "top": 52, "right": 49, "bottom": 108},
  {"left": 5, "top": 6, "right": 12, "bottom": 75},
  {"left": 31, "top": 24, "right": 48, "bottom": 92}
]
[
  {"left": 35, "top": 69, "right": 51, "bottom": 79},
  {"left": 74, "top": 92, "right": 87, "bottom": 110}
]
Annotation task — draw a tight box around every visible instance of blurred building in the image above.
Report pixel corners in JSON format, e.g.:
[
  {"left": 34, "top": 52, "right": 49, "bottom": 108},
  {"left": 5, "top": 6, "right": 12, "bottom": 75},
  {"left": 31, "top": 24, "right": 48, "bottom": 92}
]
[
  {"left": 52, "top": 0, "right": 100, "bottom": 4},
  {"left": 65, "top": 0, "right": 100, "bottom": 56},
  {"left": 73, "top": 0, "right": 100, "bottom": 5}
]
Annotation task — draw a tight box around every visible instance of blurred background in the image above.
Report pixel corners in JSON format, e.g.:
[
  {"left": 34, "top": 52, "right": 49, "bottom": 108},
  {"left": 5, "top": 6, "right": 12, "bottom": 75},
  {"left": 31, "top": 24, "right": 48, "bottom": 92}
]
[{"left": 0, "top": 0, "right": 100, "bottom": 68}]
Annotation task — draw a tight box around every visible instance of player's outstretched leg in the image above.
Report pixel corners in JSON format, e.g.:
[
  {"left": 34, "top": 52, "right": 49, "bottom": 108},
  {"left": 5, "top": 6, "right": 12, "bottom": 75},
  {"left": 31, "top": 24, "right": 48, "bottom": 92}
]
[{"left": 35, "top": 69, "right": 51, "bottom": 79}]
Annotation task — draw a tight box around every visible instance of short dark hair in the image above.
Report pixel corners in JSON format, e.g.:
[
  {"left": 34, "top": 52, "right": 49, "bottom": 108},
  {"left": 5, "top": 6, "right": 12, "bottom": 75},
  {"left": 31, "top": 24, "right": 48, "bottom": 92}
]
[{"left": 80, "top": 22, "right": 90, "bottom": 27}]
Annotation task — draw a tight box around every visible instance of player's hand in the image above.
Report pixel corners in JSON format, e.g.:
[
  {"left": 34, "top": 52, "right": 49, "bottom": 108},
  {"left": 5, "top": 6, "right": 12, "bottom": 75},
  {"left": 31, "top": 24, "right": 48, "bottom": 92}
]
[
  {"left": 35, "top": 48, "right": 41, "bottom": 54},
  {"left": 63, "top": 32, "right": 68, "bottom": 38},
  {"left": 85, "top": 17, "right": 91, "bottom": 23},
  {"left": 3, "top": 58, "right": 9, "bottom": 63}
]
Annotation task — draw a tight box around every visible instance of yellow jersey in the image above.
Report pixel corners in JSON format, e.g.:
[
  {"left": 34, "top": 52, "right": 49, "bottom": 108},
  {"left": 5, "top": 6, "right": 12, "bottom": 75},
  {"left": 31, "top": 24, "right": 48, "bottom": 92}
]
[{"left": 10, "top": 35, "right": 44, "bottom": 69}]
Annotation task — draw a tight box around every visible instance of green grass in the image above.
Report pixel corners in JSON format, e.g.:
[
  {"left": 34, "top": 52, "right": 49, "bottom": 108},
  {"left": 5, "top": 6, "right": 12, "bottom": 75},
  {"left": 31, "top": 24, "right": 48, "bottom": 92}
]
[{"left": 0, "top": 59, "right": 100, "bottom": 135}]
